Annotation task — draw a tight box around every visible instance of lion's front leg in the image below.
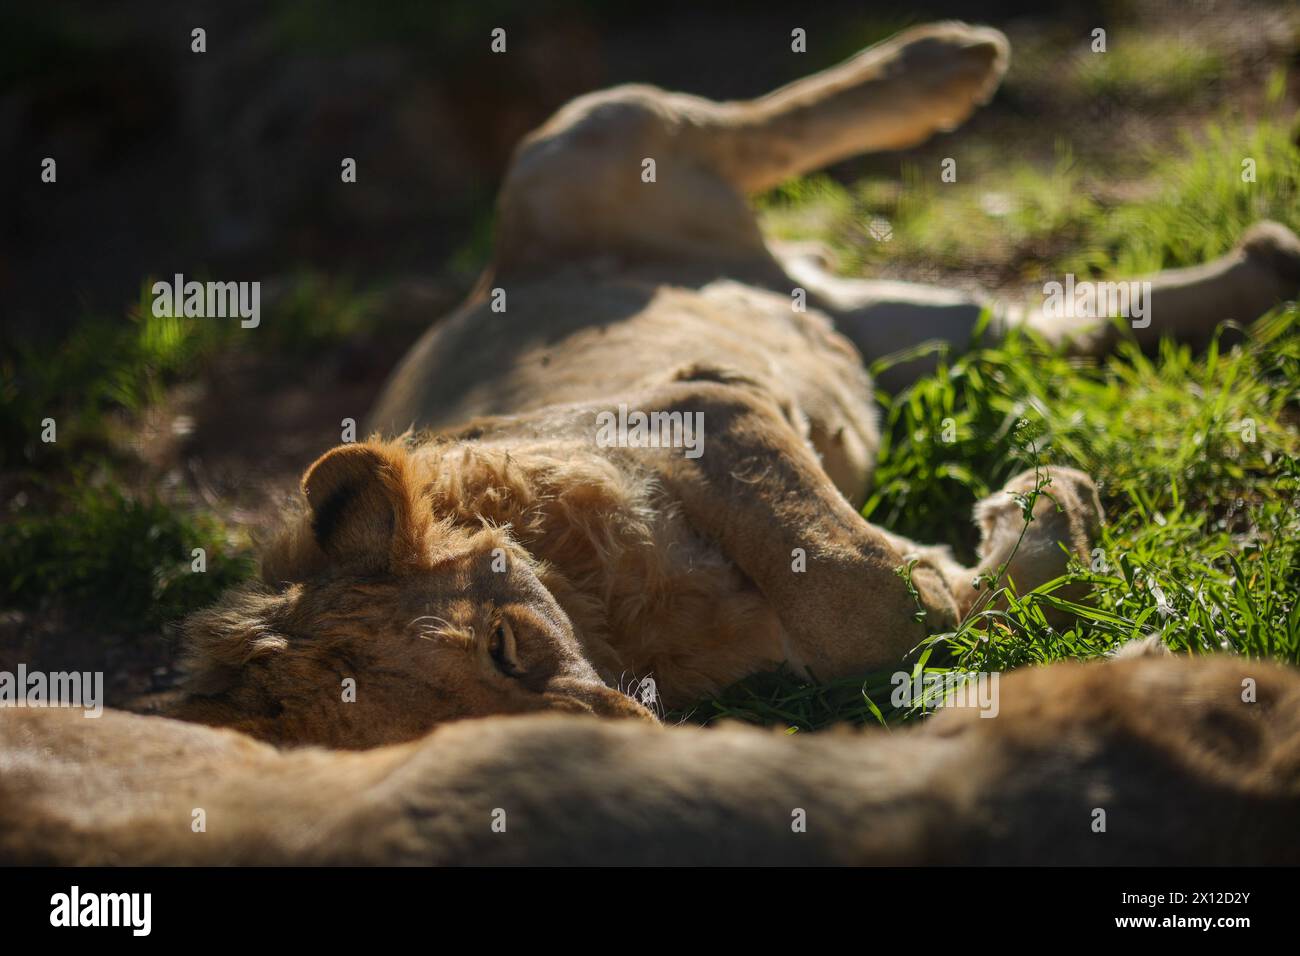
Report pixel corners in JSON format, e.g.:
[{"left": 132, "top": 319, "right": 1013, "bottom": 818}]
[
  {"left": 644, "top": 380, "right": 960, "bottom": 680},
  {"left": 879, "top": 466, "right": 1104, "bottom": 623}
]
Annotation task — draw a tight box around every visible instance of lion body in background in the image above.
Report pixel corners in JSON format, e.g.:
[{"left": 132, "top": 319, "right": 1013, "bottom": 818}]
[
  {"left": 166, "top": 22, "right": 1300, "bottom": 748},
  {"left": 169, "top": 27, "right": 1113, "bottom": 744}
]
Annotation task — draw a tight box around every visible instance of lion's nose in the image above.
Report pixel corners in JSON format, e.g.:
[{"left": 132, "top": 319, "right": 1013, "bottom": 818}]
[
  {"left": 600, "top": 689, "right": 660, "bottom": 723},
  {"left": 544, "top": 679, "right": 660, "bottom": 723}
]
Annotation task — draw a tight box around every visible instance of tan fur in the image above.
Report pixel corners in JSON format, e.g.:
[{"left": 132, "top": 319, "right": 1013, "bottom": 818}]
[
  {"left": 172, "top": 22, "right": 1299, "bottom": 746},
  {"left": 8, "top": 656, "right": 1300, "bottom": 864},
  {"left": 171, "top": 444, "right": 653, "bottom": 748}
]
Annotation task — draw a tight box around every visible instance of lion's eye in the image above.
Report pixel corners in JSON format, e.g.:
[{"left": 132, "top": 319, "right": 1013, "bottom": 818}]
[{"left": 488, "top": 620, "right": 522, "bottom": 677}]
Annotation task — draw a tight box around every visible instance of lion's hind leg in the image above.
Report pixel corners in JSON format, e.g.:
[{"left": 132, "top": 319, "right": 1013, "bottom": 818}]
[{"left": 491, "top": 23, "right": 1010, "bottom": 275}]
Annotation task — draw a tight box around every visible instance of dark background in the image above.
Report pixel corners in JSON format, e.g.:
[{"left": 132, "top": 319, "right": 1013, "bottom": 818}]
[{"left": 3, "top": 0, "right": 1152, "bottom": 339}]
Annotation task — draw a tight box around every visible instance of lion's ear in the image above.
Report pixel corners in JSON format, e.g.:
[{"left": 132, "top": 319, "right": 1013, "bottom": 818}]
[{"left": 301, "top": 442, "right": 418, "bottom": 571}]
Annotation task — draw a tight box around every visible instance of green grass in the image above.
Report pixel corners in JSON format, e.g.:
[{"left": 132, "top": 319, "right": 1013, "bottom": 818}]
[
  {"left": 681, "top": 307, "right": 1300, "bottom": 730},
  {"left": 1067, "top": 119, "right": 1300, "bottom": 276},
  {"left": 888, "top": 309, "right": 1300, "bottom": 659},
  {"left": 0, "top": 468, "right": 254, "bottom": 631},
  {"left": 686, "top": 109, "right": 1300, "bottom": 731},
  {"left": 1071, "top": 34, "right": 1222, "bottom": 104},
  {"left": 1073, "top": 35, "right": 1226, "bottom": 105},
  {"left": 759, "top": 149, "right": 1101, "bottom": 279},
  {"left": 1, "top": 274, "right": 384, "bottom": 471},
  {"left": 0, "top": 280, "right": 255, "bottom": 629},
  {"left": 253, "top": 274, "right": 383, "bottom": 354},
  {"left": 1, "top": 267, "right": 414, "bottom": 633},
  {"left": 758, "top": 116, "right": 1298, "bottom": 283},
  {"left": 0, "top": 273, "right": 380, "bottom": 631},
  {"left": 1, "top": 285, "right": 221, "bottom": 471},
  {"left": 1001, "top": 30, "right": 1239, "bottom": 125}
]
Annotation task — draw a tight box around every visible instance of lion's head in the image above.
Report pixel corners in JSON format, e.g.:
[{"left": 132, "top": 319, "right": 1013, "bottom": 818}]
[{"left": 172, "top": 441, "right": 653, "bottom": 747}]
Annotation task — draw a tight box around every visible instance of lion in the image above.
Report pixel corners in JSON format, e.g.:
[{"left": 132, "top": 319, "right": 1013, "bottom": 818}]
[
  {"left": 169, "top": 22, "right": 1300, "bottom": 746},
  {"left": 7, "top": 654, "right": 1300, "bottom": 864}
]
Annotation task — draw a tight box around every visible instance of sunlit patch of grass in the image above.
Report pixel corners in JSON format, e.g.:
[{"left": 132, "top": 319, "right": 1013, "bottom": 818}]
[
  {"left": 693, "top": 104, "right": 1300, "bottom": 731},
  {"left": 1065, "top": 119, "right": 1300, "bottom": 276},
  {"left": 759, "top": 146, "right": 1100, "bottom": 278},
  {"left": 884, "top": 307, "right": 1300, "bottom": 670},
  {"left": 680, "top": 304, "right": 1300, "bottom": 729},
  {"left": 1, "top": 274, "right": 390, "bottom": 470},
  {"left": 1073, "top": 35, "right": 1226, "bottom": 105},
  {"left": 1, "top": 284, "right": 226, "bottom": 470},
  {"left": 759, "top": 113, "right": 1298, "bottom": 284},
  {"left": 891, "top": 148, "right": 1098, "bottom": 274}
]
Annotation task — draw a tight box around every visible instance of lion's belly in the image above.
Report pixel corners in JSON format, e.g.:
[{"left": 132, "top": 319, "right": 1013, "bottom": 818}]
[
  {"left": 368, "top": 276, "right": 876, "bottom": 458},
  {"left": 371, "top": 276, "right": 879, "bottom": 506}
]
